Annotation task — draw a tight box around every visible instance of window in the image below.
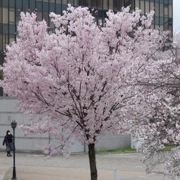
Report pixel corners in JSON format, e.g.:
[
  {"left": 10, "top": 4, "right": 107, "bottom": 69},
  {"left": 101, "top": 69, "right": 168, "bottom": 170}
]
[
  {"left": 160, "top": 17, "right": 163, "bottom": 25},
  {"left": 16, "top": 10, "right": 21, "bottom": 23},
  {"left": 155, "top": 3, "right": 159, "bottom": 17},
  {"left": 169, "top": 5, "right": 172, "bottom": 18},
  {"left": 79, "top": 0, "right": 88, "bottom": 6},
  {"left": 23, "top": 0, "right": 29, "bottom": 9},
  {"left": 135, "top": 0, "right": 140, "bottom": 8},
  {"left": 109, "top": 0, "right": 113, "bottom": 10},
  {"left": 150, "top": 2, "right": 154, "bottom": 11},
  {"left": 9, "top": 9, "right": 15, "bottom": 24},
  {"left": 9, "top": 25, "right": 16, "bottom": 34},
  {"left": 37, "top": 11, "right": 42, "bottom": 21},
  {"left": 56, "top": 0, "right": 62, "bottom": 3},
  {"left": 9, "top": 35, "right": 15, "bottom": 43},
  {"left": 43, "top": 12, "right": 49, "bottom": 23},
  {"left": 3, "top": 8, "right": 8, "bottom": 24},
  {"left": 160, "top": 25, "right": 163, "bottom": 31},
  {"left": 103, "top": 0, "right": 108, "bottom": 10},
  {"left": 68, "top": 0, "right": 74, "bottom": 5},
  {"left": 16, "top": 0, "right": 22, "bottom": 9},
  {"left": 0, "top": 8, "right": 2, "bottom": 24},
  {"left": 3, "top": 35, "right": 8, "bottom": 49},
  {"left": 91, "top": 0, "right": 102, "bottom": 9},
  {"left": 9, "top": 0, "right": 15, "bottom": 8},
  {"left": 49, "top": 0, "right": 55, "bottom": 12},
  {"left": 114, "top": 0, "right": 122, "bottom": 11},
  {"left": 37, "top": 1, "right": 43, "bottom": 11},
  {"left": 62, "top": 0, "right": 67, "bottom": 4},
  {"left": 56, "top": 4, "right": 61, "bottom": 14},
  {"left": 43, "top": 1, "right": 48, "bottom": 11},
  {"left": 2, "top": 0, "right": 8, "bottom": 8},
  {"left": 124, "top": 0, "right": 131, "bottom": 7},
  {"left": 30, "top": 0, "right": 36, "bottom": 10},
  {"left": 164, "top": 5, "right": 168, "bottom": 16},
  {"left": 145, "top": 1, "right": 149, "bottom": 13},
  {"left": 160, "top": 3, "right": 163, "bottom": 16},
  {"left": 0, "top": 35, "right": 3, "bottom": 51},
  {"left": 129, "top": 0, "right": 135, "bottom": 10},
  {"left": 140, "top": 0, "right": 145, "bottom": 14}
]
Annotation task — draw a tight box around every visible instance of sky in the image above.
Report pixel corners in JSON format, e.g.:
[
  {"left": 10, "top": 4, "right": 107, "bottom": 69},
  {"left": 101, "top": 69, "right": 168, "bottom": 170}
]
[{"left": 174, "top": 0, "right": 180, "bottom": 33}]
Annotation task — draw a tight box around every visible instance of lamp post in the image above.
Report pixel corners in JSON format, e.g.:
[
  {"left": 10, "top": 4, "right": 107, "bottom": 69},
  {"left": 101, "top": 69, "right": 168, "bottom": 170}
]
[{"left": 11, "top": 120, "right": 17, "bottom": 180}]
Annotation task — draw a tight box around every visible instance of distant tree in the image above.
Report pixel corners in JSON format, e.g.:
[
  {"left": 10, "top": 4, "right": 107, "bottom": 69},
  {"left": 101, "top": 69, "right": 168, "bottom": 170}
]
[{"left": 0, "top": 5, "right": 164, "bottom": 180}]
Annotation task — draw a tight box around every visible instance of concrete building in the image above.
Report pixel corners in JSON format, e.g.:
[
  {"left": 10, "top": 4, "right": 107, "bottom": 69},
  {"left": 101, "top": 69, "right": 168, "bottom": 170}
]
[{"left": 0, "top": 0, "right": 173, "bottom": 153}]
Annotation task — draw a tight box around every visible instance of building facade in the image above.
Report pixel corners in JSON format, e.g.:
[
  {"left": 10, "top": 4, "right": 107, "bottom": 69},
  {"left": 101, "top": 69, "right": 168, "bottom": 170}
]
[
  {"left": 0, "top": 0, "right": 173, "bottom": 152},
  {"left": 0, "top": 0, "right": 173, "bottom": 67}
]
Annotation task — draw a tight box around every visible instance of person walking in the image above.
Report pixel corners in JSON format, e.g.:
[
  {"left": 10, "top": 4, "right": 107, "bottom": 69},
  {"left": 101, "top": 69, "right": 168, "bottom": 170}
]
[{"left": 2, "top": 130, "right": 14, "bottom": 157}]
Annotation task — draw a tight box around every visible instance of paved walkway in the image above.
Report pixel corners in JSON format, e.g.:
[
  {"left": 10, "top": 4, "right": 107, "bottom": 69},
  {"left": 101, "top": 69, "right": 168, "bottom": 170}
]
[
  {"left": 0, "top": 152, "right": 168, "bottom": 180},
  {"left": 0, "top": 165, "right": 9, "bottom": 180}
]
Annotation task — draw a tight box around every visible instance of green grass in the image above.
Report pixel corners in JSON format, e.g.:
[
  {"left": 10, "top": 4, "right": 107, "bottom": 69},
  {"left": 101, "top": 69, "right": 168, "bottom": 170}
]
[
  {"left": 95, "top": 144, "right": 178, "bottom": 154},
  {"left": 162, "top": 144, "right": 177, "bottom": 151},
  {"left": 96, "top": 147, "right": 136, "bottom": 153}
]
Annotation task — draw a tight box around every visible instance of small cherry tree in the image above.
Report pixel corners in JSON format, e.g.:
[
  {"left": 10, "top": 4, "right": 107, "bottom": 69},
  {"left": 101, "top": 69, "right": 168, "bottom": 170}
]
[{"left": 1, "top": 5, "right": 164, "bottom": 180}]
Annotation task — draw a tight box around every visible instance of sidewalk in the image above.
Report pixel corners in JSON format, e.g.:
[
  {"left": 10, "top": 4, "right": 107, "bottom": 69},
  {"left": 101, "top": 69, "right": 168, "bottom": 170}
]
[
  {"left": 0, "top": 152, "right": 168, "bottom": 180},
  {"left": 0, "top": 165, "right": 9, "bottom": 180},
  {"left": 4, "top": 166, "right": 168, "bottom": 180}
]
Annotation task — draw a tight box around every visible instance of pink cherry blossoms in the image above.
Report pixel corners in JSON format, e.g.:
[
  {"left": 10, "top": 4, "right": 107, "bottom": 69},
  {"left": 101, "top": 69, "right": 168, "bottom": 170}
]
[{"left": 0, "top": 5, "right": 169, "bottom": 180}]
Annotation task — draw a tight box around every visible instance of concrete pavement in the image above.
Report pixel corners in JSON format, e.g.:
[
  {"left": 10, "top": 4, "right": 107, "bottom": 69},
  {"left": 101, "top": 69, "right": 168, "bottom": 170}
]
[
  {"left": 0, "top": 165, "right": 9, "bottom": 180},
  {"left": 0, "top": 152, "right": 168, "bottom": 180}
]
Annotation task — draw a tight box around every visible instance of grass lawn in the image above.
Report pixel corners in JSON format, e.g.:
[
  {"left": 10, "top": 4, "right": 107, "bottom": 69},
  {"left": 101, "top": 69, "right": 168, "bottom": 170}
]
[
  {"left": 96, "top": 147, "right": 136, "bottom": 153},
  {"left": 162, "top": 144, "right": 177, "bottom": 151},
  {"left": 96, "top": 144, "right": 178, "bottom": 154}
]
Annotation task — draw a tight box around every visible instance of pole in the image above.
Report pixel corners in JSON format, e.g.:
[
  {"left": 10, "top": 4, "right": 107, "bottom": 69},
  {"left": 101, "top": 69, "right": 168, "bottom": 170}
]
[
  {"left": 114, "top": 170, "right": 120, "bottom": 180},
  {"left": 12, "top": 128, "right": 17, "bottom": 180}
]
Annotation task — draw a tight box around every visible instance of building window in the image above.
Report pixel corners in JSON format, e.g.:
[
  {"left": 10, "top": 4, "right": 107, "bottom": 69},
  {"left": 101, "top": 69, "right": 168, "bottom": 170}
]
[
  {"left": 62, "top": 0, "right": 67, "bottom": 4},
  {"left": 90, "top": 0, "right": 103, "bottom": 9},
  {"left": 2, "top": 0, "right": 8, "bottom": 8},
  {"left": 23, "top": 0, "right": 29, "bottom": 9},
  {"left": 169, "top": 5, "right": 172, "bottom": 18},
  {"left": 164, "top": 5, "right": 168, "bottom": 16},
  {"left": 9, "top": 9, "right": 15, "bottom": 24},
  {"left": 9, "top": 35, "right": 15, "bottom": 43},
  {"left": 114, "top": 0, "right": 122, "bottom": 11},
  {"left": 79, "top": 0, "right": 89, "bottom": 6},
  {"left": 9, "top": 0, "right": 15, "bottom": 8},
  {"left": 160, "top": 3, "right": 163, "bottom": 16},
  {"left": 140, "top": 0, "right": 145, "bottom": 14},
  {"left": 30, "top": 0, "right": 36, "bottom": 10},
  {"left": 145, "top": 1, "right": 149, "bottom": 13},
  {"left": 124, "top": 0, "right": 131, "bottom": 7},
  {"left": 16, "top": 0, "right": 22, "bottom": 9},
  {"left": 103, "top": 0, "right": 108, "bottom": 10},
  {"left": 37, "top": 11, "right": 42, "bottom": 21},
  {"left": 3, "top": 8, "right": 8, "bottom": 24}
]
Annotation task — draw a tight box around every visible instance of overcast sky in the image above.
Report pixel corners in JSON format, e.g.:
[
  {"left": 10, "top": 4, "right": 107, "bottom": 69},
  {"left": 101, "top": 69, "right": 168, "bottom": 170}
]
[{"left": 174, "top": 0, "right": 180, "bottom": 33}]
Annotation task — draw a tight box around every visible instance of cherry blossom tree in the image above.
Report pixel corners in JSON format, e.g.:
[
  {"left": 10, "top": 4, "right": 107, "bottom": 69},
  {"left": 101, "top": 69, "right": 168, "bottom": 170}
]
[
  {"left": 132, "top": 34, "right": 180, "bottom": 180},
  {"left": 0, "top": 5, "right": 164, "bottom": 180}
]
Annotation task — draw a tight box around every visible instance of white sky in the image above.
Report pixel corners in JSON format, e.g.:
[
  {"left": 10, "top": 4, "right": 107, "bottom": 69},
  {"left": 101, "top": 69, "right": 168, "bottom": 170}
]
[{"left": 174, "top": 0, "right": 180, "bottom": 33}]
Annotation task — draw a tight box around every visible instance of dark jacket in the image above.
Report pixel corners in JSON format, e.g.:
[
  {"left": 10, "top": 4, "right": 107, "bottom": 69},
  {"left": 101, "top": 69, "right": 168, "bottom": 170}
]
[{"left": 3, "top": 134, "right": 14, "bottom": 146}]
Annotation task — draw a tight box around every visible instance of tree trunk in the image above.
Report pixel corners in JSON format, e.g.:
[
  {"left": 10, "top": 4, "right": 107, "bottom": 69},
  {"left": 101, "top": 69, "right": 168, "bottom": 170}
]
[{"left": 88, "top": 143, "right": 98, "bottom": 180}]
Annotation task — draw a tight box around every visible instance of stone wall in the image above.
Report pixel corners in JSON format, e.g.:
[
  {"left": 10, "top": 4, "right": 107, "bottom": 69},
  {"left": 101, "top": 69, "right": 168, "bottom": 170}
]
[{"left": 0, "top": 98, "right": 131, "bottom": 153}]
